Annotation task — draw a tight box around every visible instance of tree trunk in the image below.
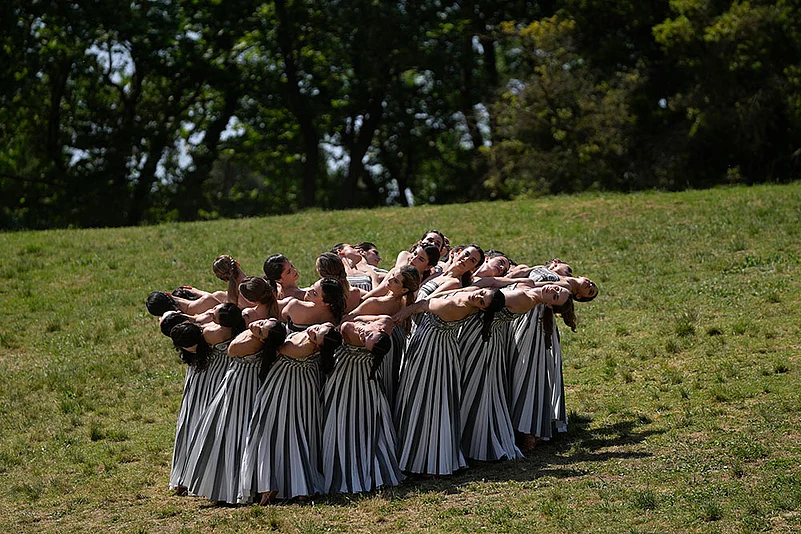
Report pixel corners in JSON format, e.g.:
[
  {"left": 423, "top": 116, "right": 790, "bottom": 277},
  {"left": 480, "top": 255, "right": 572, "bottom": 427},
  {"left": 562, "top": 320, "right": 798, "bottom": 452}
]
[
  {"left": 177, "top": 88, "right": 238, "bottom": 220},
  {"left": 275, "top": 0, "right": 320, "bottom": 206},
  {"left": 340, "top": 98, "right": 384, "bottom": 208}
]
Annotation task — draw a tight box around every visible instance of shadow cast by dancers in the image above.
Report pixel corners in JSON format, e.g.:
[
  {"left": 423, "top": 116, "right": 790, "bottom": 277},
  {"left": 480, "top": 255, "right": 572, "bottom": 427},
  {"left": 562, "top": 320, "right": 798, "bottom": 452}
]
[{"left": 314, "top": 413, "right": 664, "bottom": 506}]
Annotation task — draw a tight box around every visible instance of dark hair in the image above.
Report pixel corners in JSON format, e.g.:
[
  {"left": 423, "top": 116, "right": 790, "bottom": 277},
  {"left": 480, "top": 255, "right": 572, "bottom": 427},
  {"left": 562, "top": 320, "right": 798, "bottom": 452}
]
[
  {"left": 554, "top": 297, "right": 577, "bottom": 331},
  {"left": 172, "top": 287, "right": 199, "bottom": 300},
  {"left": 258, "top": 321, "right": 288, "bottom": 381},
  {"left": 395, "top": 266, "right": 422, "bottom": 334},
  {"left": 160, "top": 311, "right": 190, "bottom": 337},
  {"left": 543, "top": 296, "right": 576, "bottom": 349},
  {"left": 318, "top": 327, "right": 343, "bottom": 376},
  {"left": 262, "top": 254, "right": 289, "bottom": 292},
  {"left": 398, "top": 265, "right": 422, "bottom": 307},
  {"left": 146, "top": 291, "right": 178, "bottom": 316},
  {"left": 459, "top": 244, "right": 485, "bottom": 287},
  {"left": 320, "top": 278, "right": 347, "bottom": 324},
  {"left": 170, "top": 322, "right": 210, "bottom": 370},
  {"left": 480, "top": 290, "right": 506, "bottom": 342},
  {"left": 408, "top": 243, "right": 441, "bottom": 279},
  {"left": 422, "top": 244, "right": 441, "bottom": 267},
  {"left": 368, "top": 333, "right": 392, "bottom": 381},
  {"left": 356, "top": 241, "right": 377, "bottom": 253},
  {"left": 316, "top": 252, "right": 347, "bottom": 283},
  {"left": 217, "top": 303, "right": 246, "bottom": 336},
  {"left": 239, "top": 277, "right": 279, "bottom": 318}
]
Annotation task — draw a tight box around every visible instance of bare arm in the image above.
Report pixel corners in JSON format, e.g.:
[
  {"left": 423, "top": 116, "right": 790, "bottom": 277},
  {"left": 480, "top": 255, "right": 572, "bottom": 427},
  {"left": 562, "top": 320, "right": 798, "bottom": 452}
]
[
  {"left": 391, "top": 300, "right": 429, "bottom": 324},
  {"left": 426, "top": 276, "right": 462, "bottom": 298},
  {"left": 342, "top": 296, "right": 400, "bottom": 323}
]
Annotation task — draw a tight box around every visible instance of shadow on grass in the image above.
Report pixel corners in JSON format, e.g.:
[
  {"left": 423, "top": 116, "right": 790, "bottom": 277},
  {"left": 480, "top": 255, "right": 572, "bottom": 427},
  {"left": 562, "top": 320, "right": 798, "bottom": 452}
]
[{"left": 320, "top": 413, "right": 664, "bottom": 506}]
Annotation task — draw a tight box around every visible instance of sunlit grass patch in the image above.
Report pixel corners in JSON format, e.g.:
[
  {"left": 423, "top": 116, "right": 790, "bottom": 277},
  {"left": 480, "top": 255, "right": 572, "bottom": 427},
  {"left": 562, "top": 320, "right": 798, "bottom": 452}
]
[{"left": 1, "top": 183, "right": 801, "bottom": 532}]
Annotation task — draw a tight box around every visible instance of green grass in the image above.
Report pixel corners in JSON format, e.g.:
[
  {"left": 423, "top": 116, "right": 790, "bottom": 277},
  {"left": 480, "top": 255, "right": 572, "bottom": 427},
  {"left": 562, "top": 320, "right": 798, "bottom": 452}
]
[{"left": 1, "top": 183, "right": 801, "bottom": 532}]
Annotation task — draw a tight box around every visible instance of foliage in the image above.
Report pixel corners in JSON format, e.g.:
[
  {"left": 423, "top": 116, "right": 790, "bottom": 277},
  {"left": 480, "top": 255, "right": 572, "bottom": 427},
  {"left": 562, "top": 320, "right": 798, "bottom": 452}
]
[
  {"left": 487, "top": 17, "right": 637, "bottom": 198},
  {"left": 2, "top": 1, "right": 801, "bottom": 229}
]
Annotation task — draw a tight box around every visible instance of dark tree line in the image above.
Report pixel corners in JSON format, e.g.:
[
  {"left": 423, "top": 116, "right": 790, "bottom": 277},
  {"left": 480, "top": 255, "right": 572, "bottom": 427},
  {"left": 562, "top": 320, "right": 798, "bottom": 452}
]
[{"left": 2, "top": 0, "right": 800, "bottom": 229}]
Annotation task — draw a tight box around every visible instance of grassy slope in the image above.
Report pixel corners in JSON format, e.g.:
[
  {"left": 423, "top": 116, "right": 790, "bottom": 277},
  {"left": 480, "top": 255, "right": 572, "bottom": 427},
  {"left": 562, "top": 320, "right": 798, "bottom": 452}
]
[{"left": 0, "top": 183, "right": 800, "bottom": 533}]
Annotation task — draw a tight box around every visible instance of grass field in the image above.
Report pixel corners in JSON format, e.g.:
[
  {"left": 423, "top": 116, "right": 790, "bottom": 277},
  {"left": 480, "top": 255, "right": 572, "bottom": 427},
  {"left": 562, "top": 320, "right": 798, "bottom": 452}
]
[{"left": 1, "top": 183, "right": 800, "bottom": 533}]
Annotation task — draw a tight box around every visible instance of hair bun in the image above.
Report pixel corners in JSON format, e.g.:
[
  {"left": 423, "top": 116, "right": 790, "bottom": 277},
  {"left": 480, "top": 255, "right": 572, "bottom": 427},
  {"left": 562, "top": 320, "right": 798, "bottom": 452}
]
[{"left": 212, "top": 255, "right": 237, "bottom": 281}]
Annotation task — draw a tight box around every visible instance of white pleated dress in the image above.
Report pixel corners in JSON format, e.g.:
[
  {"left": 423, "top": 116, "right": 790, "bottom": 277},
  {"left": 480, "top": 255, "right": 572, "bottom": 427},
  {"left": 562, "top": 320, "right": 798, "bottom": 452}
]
[
  {"left": 322, "top": 344, "right": 402, "bottom": 494},
  {"left": 507, "top": 267, "right": 567, "bottom": 439},
  {"left": 395, "top": 312, "right": 468, "bottom": 475},
  {"left": 183, "top": 351, "right": 262, "bottom": 503},
  {"left": 459, "top": 310, "right": 523, "bottom": 461},
  {"left": 238, "top": 353, "right": 324, "bottom": 502},
  {"left": 169, "top": 341, "right": 231, "bottom": 490}
]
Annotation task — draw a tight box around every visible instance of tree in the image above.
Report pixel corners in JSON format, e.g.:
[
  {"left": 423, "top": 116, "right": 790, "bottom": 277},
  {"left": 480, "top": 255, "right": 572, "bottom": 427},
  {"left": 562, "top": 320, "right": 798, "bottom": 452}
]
[{"left": 487, "top": 17, "right": 636, "bottom": 198}]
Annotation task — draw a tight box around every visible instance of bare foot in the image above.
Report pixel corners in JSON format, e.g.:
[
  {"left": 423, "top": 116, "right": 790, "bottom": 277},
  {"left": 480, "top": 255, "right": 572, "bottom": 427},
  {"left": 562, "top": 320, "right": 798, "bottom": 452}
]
[
  {"left": 259, "top": 491, "right": 278, "bottom": 506},
  {"left": 519, "top": 434, "right": 537, "bottom": 452}
]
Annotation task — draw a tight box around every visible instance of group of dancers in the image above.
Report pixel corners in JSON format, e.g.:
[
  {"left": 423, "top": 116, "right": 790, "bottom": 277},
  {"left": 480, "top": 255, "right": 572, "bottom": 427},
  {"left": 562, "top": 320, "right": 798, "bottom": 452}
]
[{"left": 145, "top": 230, "right": 598, "bottom": 504}]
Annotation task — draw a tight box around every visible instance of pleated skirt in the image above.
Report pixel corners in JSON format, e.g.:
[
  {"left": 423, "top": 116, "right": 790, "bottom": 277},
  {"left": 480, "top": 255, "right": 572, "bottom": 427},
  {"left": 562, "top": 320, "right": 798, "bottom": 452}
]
[
  {"left": 183, "top": 353, "right": 262, "bottom": 503},
  {"left": 459, "top": 310, "right": 522, "bottom": 461},
  {"left": 395, "top": 313, "right": 467, "bottom": 475},
  {"left": 322, "top": 344, "right": 402, "bottom": 494},
  {"left": 508, "top": 305, "right": 566, "bottom": 439},
  {"left": 169, "top": 341, "right": 230, "bottom": 489},
  {"left": 238, "top": 354, "right": 324, "bottom": 502},
  {"left": 379, "top": 325, "right": 407, "bottom": 412},
  {"left": 550, "top": 325, "right": 567, "bottom": 433},
  {"left": 407, "top": 279, "right": 441, "bottom": 342}
]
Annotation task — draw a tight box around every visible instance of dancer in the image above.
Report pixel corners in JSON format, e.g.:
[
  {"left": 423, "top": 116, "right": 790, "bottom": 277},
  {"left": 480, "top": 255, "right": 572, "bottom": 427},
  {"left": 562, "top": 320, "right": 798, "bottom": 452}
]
[
  {"left": 239, "top": 323, "right": 342, "bottom": 503},
  {"left": 316, "top": 252, "right": 363, "bottom": 312},
  {"left": 508, "top": 263, "right": 581, "bottom": 449},
  {"left": 342, "top": 266, "right": 421, "bottom": 409},
  {"left": 167, "top": 303, "right": 246, "bottom": 495},
  {"left": 322, "top": 315, "right": 401, "bottom": 493},
  {"left": 182, "top": 318, "right": 286, "bottom": 504},
  {"left": 263, "top": 254, "right": 306, "bottom": 301},
  {"left": 458, "top": 285, "right": 571, "bottom": 461},
  {"left": 392, "top": 286, "right": 494, "bottom": 476},
  {"left": 281, "top": 278, "right": 347, "bottom": 331}
]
